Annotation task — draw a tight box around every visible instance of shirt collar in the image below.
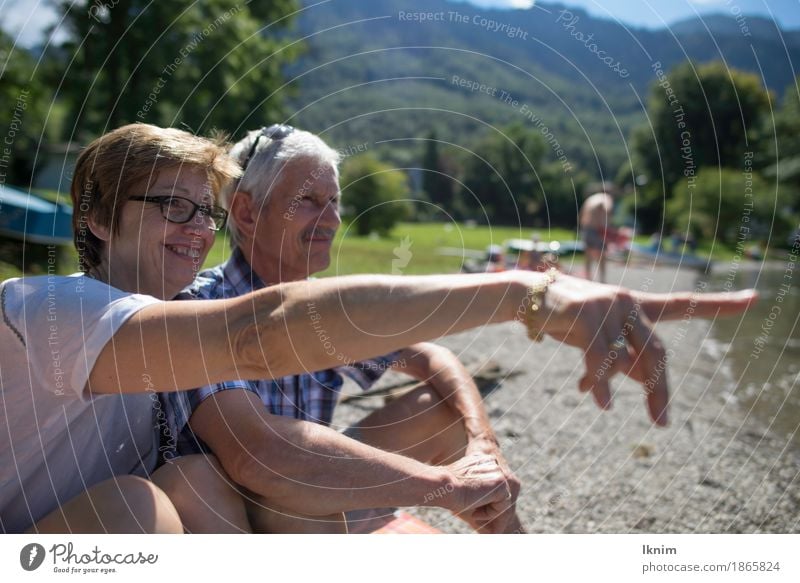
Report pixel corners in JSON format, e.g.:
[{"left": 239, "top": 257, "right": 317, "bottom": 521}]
[{"left": 222, "top": 246, "right": 268, "bottom": 293}]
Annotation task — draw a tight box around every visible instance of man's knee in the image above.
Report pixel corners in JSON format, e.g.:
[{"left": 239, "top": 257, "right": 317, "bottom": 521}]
[
  {"left": 392, "top": 385, "right": 447, "bottom": 419},
  {"left": 154, "top": 454, "right": 228, "bottom": 493},
  {"left": 409, "top": 386, "right": 462, "bottom": 429},
  {"left": 152, "top": 454, "right": 251, "bottom": 533},
  {"left": 351, "top": 383, "right": 468, "bottom": 464}
]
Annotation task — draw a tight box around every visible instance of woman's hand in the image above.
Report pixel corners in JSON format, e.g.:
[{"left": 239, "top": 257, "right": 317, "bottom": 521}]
[{"left": 533, "top": 273, "right": 757, "bottom": 426}]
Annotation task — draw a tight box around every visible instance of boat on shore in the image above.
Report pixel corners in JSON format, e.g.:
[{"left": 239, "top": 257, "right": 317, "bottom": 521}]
[
  {"left": 0, "top": 185, "right": 73, "bottom": 246},
  {"left": 441, "top": 238, "right": 580, "bottom": 273}
]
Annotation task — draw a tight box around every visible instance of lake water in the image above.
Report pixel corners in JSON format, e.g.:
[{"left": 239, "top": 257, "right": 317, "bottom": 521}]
[{"left": 699, "top": 260, "right": 799, "bottom": 450}]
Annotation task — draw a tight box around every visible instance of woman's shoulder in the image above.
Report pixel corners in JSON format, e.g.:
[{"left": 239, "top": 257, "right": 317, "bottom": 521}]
[
  {"left": 1, "top": 273, "right": 161, "bottom": 347},
  {"left": 2, "top": 273, "right": 92, "bottom": 299},
  {"left": 1, "top": 273, "right": 158, "bottom": 308}
]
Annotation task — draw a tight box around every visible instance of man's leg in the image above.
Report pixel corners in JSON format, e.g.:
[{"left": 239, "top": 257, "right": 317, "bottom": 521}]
[
  {"left": 598, "top": 251, "right": 607, "bottom": 283},
  {"left": 351, "top": 385, "right": 524, "bottom": 533},
  {"left": 352, "top": 385, "right": 468, "bottom": 465},
  {"left": 338, "top": 385, "right": 464, "bottom": 533},
  {"left": 244, "top": 497, "right": 348, "bottom": 534},
  {"left": 151, "top": 454, "right": 252, "bottom": 533},
  {"left": 585, "top": 252, "right": 595, "bottom": 281},
  {"left": 582, "top": 230, "right": 592, "bottom": 280},
  {"left": 30, "top": 475, "right": 183, "bottom": 534}
]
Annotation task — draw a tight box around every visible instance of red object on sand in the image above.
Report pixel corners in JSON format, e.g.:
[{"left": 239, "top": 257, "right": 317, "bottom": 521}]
[{"left": 372, "top": 511, "right": 442, "bottom": 534}]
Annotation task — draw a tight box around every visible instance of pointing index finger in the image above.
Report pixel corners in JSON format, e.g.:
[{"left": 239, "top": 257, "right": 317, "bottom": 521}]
[
  {"left": 625, "top": 310, "right": 669, "bottom": 426},
  {"left": 638, "top": 289, "right": 758, "bottom": 322}
]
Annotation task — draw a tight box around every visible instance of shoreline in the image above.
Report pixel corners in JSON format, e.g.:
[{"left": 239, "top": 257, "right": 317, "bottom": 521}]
[{"left": 335, "top": 263, "right": 800, "bottom": 533}]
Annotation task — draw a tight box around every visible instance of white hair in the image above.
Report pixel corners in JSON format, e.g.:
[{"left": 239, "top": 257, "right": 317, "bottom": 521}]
[{"left": 224, "top": 127, "right": 341, "bottom": 246}]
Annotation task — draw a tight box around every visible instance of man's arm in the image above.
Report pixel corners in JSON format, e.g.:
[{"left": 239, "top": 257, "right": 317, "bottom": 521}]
[
  {"left": 187, "top": 388, "right": 510, "bottom": 517},
  {"left": 393, "top": 342, "right": 522, "bottom": 533}
]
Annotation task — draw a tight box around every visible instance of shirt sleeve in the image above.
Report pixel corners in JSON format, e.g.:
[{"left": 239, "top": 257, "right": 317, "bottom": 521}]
[
  {"left": 160, "top": 380, "right": 261, "bottom": 458},
  {"left": 2, "top": 275, "right": 160, "bottom": 399},
  {"left": 161, "top": 379, "right": 257, "bottom": 442},
  {"left": 338, "top": 351, "right": 403, "bottom": 391}
]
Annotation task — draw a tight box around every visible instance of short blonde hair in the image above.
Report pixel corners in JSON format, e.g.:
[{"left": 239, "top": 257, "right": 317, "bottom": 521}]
[{"left": 71, "top": 123, "right": 241, "bottom": 271}]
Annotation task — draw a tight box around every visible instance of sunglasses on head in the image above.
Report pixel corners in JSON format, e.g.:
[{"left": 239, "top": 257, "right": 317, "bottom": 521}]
[{"left": 240, "top": 124, "right": 296, "bottom": 173}]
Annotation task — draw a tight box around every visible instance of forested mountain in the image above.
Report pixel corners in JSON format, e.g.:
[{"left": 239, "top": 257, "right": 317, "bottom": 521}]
[{"left": 285, "top": 0, "right": 800, "bottom": 179}]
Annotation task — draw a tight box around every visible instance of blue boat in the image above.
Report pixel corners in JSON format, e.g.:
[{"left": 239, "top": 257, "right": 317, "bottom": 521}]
[{"left": 0, "top": 185, "right": 73, "bottom": 245}]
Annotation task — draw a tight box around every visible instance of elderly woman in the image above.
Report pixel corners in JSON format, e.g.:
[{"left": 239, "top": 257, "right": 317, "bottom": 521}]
[{"left": 0, "top": 123, "right": 756, "bottom": 534}]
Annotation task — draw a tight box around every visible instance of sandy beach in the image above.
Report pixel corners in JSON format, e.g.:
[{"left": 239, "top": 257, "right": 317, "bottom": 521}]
[{"left": 335, "top": 263, "right": 800, "bottom": 533}]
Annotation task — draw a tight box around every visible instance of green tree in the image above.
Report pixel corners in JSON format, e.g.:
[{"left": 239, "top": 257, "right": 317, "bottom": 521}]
[
  {"left": 49, "top": 0, "right": 300, "bottom": 140},
  {"left": 537, "top": 162, "right": 589, "bottom": 229},
  {"left": 0, "top": 29, "right": 50, "bottom": 185},
  {"left": 421, "top": 131, "right": 455, "bottom": 210},
  {"left": 460, "top": 124, "right": 546, "bottom": 225},
  {"left": 631, "top": 61, "right": 772, "bottom": 231},
  {"left": 774, "top": 79, "right": 800, "bottom": 161},
  {"left": 340, "top": 154, "right": 411, "bottom": 236},
  {"left": 666, "top": 167, "right": 784, "bottom": 245},
  {"left": 763, "top": 77, "right": 800, "bottom": 211}
]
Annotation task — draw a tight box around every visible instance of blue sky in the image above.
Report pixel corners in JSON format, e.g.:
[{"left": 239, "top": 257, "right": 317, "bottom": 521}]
[{"left": 3, "top": 0, "right": 799, "bottom": 47}]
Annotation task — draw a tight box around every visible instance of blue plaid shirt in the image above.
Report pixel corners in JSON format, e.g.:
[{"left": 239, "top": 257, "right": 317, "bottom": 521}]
[{"left": 161, "top": 248, "right": 399, "bottom": 456}]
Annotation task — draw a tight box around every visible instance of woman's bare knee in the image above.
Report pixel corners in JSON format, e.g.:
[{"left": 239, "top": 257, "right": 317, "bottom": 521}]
[{"left": 32, "top": 476, "right": 182, "bottom": 534}]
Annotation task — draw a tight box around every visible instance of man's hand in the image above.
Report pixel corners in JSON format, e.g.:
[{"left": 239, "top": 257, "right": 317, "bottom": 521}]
[
  {"left": 464, "top": 438, "right": 522, "bottom": 533},
  {"left": 435, "top": 454, "right": 511, "bottom": 525}
]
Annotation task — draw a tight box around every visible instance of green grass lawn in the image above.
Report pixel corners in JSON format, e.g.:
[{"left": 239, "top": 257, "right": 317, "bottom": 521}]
[
  {"left": 203, "top": 222, "right": 582, "bottom": 276},
  {"left": 0, "top": 262, "right": 22, "bottom": 281},
  {"left": 0, "top": 221, "right": 776, "bottom": 281}
]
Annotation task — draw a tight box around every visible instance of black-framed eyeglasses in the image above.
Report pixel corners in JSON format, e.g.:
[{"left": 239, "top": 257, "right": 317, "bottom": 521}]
[
  {"left": 128, "top": 195, "right": 229, "bottom": 231},
  {"left": 240, "top": 124, "right": 296, "bottom": 173}
]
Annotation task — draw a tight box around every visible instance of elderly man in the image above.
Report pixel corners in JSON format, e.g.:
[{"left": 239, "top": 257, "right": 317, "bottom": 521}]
[
  {"left": 160, "top": 127, "right": 756, "bottom": 534},
  {"left": 163, "top": 125, "right": 522, "bottom": 533}
]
